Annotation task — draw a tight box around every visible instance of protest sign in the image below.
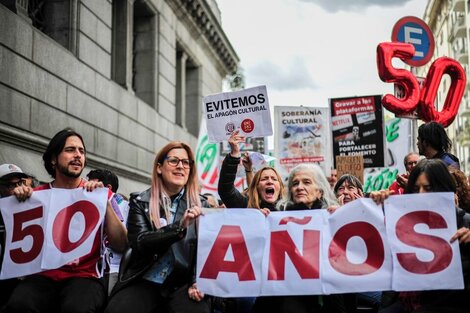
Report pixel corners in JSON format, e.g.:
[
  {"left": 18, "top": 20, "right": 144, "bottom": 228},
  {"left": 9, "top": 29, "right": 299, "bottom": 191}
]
[
  {"left": 0, "top": 188, "right": 107, "bottom": 279},
  {"left": 203, "top": 86, "right": 272, "bottom": 142},
  {"left": 330, "top": 95, "right": 385, "bottom": 168},
  {"left": 363, "top": 116, "right": 411, "bottom": 192},
  {"left": 197, "top": 193, "right": 462, "bottom": 297},
  {"left": 335, "top": 155, "right": 364, "bottom": 183},
  {"left": 274, "top": 106, "right": 332, "bottom": 182}
]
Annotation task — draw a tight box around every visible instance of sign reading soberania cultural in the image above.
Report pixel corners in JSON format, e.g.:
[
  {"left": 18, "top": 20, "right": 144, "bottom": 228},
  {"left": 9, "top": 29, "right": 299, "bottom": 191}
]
[
  {"left": 274, "top": 106, "right": 332, "bottom": 181},
  {"left": 330, "top": 95, "right": 385, "bottom": 168},
  {"left": 196, "top": 193, "right": 463, "bottom": 297},
  {"left": 203, "top": 86, "right": 273, "bottom": 143}
]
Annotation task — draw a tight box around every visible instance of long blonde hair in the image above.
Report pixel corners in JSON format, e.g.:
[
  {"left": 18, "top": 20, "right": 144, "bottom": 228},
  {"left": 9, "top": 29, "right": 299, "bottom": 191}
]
[
  {"left": 149, "top": 142, "right": 201, "bottom": 228},
  {"left": 246, "top": 166, "right": 285, "bottom": 209}
]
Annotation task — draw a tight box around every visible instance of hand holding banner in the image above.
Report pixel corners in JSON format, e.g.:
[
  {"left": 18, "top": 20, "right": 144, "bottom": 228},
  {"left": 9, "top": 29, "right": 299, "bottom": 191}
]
[
  {"left": 0, "top": 188, "right": 107, "bottom": 279},
  {"left": 197, "top": 193, "right": 463, "bottom": 297}
]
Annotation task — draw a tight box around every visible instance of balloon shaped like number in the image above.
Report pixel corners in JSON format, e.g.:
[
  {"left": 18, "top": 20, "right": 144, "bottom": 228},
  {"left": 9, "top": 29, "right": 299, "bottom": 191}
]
[
  {"left": 418, "top": 57, "right": 466, "bottom": 127},
  {"left": 376, "top": 42, "right": 421, "bottom": 115}
]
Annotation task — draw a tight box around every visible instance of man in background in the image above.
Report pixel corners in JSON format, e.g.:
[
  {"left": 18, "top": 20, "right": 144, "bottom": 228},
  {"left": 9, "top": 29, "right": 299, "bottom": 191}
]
[
  {"left": 417, "top": 121, "right": 460, "bottom": 169},
  {"left": 389, "top": 152, "right": 420, "bottom": 195},
  {"left": 87, "top": 169, "right": 129, "bottom": 294}
]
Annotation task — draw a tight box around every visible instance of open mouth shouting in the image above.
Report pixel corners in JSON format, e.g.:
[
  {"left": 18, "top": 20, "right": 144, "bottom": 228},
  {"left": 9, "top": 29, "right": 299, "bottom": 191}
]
[{"left": 259, "top": 186, "right": 279, "bottom": 203}]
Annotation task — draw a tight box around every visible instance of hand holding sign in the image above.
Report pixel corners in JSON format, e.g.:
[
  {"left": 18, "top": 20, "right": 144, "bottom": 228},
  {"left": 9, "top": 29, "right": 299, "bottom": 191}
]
[
  {"left": 0, "top": 188, "right": 107, "bottom": 279},
  {"left": 228, "top": 130, "right": 245, "bottom": 158}
]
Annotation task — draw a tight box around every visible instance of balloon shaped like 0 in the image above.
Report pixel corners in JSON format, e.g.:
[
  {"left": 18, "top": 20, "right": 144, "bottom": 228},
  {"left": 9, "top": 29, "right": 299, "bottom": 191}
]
[
  {"left": 377, "top": 42, "right": 421, "bottom": 115},
  {"left": 418, "top": 57, "right": 466, "bottom": 127}
]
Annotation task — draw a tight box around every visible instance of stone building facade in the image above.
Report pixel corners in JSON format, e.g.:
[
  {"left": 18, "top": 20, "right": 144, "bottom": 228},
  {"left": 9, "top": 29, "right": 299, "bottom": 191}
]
[{"left": 0, "top": 0, "right": 239, "bottom": 195}]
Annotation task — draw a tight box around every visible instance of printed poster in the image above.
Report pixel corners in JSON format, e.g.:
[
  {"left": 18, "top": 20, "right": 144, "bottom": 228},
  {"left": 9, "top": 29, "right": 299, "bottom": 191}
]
[
  {"left": 203, "top": 86, "right": 273, "bottom": 143},
  {"left": 330, "top": 95, "right": 385, "bottom": 169},
  {"left": 274, "top": 106, "right": 332, "bottom": 182}
]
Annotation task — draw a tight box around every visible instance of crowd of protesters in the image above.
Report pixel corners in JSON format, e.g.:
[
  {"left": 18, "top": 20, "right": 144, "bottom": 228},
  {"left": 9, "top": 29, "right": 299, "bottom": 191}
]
[{"left": 0, "top": 121, "right": 469, "bottom": 313}]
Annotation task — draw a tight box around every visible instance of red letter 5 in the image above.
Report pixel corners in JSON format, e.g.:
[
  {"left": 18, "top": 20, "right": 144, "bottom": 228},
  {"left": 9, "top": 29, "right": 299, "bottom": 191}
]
[
  {"left": 329, "top": 221, "right": 384, "bottom": 275},
  {"left": 376, "top": 42, "right": 420, "bottom": 115},
  {"left": 199, "top": 225, "right": 255, "bottom": 281},
  {"left": 268, "top": 230, "right": 320, "bottom": 280},
  {"left": 10, "top": 206, "right": 44, "bottom": 264},
  {"left": 396, "top": 211, "right": 452, "bottom": 274}
]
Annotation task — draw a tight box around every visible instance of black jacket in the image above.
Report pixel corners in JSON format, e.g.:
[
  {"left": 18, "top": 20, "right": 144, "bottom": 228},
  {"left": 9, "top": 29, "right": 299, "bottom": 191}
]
[
  {"left": 218, "top": 154, "right": 277, "bottom": 211},
  {"left": 111, "top": 189, "right": 207, "bottom": 296}
]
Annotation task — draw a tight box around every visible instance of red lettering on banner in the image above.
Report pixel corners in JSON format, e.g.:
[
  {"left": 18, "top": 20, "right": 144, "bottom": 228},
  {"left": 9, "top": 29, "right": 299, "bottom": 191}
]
[
  {"left": 10, "top": 206, "right": 44, "bottom": 264},
  {"left": 279, "top": 216, "right": 312, "bottom": 225},
  {"left": 395, "top": 211, "right": 452, "bottom": 274},
  {"left": 328, "top": 221, "right": 384, "bottom": 275},
  {"left": 52, "top": 200, "right": 101, "bottom": 253},
  {"left": 200, "top": 225, "right": 255, "bottom": 281},
  {"left": 268, "top": 230, "right": 320, "bottom": 280}
]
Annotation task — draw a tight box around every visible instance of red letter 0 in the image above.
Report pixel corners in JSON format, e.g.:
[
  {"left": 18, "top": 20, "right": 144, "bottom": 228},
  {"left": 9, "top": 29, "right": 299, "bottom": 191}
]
[
  {"left": 418, "top": 57, "right": 466, "bottom": 127},
  {"left": 52, "top": 200, "right": 100, "bottom": 253},
  {"left": 329, "top": 221, "right": 384, "bottom": 275},
  {"left": 10, "top": 206, "right": 44, "bottom": 264}
]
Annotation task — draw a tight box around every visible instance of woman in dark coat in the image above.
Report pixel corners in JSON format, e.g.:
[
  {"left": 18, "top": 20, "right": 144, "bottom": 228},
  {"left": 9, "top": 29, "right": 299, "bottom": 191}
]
[
  {"left": 218, "top": 130, "right": 284, "bottom": 214},
  {"left": 372, "top": 159, "right": 470, "bottom": 313},
  {"left": 105, "top": 141, "right": 209, "bottom": 313}
]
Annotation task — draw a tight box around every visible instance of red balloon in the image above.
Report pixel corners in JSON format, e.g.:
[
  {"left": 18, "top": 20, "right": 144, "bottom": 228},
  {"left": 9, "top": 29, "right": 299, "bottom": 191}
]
[
  {"left": 377, "top": 42, "right": 421, "bottom": 115},
  {"left": 418, "top": 57, "right": 466, "bottom": 127}
]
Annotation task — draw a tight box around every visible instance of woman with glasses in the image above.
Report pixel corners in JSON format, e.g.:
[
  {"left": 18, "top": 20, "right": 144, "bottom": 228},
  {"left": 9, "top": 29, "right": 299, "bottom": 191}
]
[
  {"left": 105, "top": 142, "right": 210, "bottom": 313},
  {"left": 218, "top": 130, "right": 284, "bottom": 216}
]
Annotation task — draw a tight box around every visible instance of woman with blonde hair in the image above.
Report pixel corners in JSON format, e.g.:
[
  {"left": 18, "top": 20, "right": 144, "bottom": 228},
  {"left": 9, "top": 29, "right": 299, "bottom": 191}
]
[
  {"left": 218, "top": 130, "right": 284, "bottom": 214},
  {"left": 105, "top": 141, "right": 209, "bottom": 313}
]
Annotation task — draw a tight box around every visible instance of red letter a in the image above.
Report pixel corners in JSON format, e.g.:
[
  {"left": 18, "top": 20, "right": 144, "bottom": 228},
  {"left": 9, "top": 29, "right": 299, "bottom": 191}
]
[{"left": 199, "top": 225, "right": 256, "bottom": 281}]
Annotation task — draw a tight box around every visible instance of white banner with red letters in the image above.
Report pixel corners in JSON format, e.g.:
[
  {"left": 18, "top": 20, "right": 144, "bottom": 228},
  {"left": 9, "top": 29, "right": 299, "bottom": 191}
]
[
  {"left": 0, "top": 188, "right": 107, "bottom": 279},
  {"left": 197, "top": 193, "right": 464, "bottom": 297}
]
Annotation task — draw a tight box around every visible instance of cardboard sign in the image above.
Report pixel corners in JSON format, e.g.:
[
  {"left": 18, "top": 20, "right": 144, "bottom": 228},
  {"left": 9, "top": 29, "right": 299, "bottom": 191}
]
[{"left": 336, "top": 155, "right": 364, "bottom": 182}]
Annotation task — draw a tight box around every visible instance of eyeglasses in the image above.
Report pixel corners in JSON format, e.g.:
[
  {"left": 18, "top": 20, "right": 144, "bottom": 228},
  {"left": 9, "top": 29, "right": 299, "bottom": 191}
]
[
  {"left": 164, "top": 156, "right": 194, "bottom": 169},
  {"left": 0, "top": 179, "right": 27, "bottom": 189},
  {"left": 406, "top": 161, "right": 418, "bottom": 166}
]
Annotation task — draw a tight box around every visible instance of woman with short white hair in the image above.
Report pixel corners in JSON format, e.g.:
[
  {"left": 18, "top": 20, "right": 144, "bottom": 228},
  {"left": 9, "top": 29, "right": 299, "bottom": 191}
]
[{"left": 277, "top": 163, "right": 338, "bottom": 211}]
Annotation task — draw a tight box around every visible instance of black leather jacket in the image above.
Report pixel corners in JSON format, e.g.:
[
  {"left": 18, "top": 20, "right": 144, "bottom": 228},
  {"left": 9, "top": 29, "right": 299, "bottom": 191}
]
[{"left": 111, "top": 189, "right": 207, "bottom": 296}]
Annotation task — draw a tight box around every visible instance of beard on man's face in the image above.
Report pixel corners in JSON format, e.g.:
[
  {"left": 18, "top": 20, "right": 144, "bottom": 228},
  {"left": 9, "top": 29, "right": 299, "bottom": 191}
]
[{"left": 56, "top": 162, "right": 83, "bottom": 178}]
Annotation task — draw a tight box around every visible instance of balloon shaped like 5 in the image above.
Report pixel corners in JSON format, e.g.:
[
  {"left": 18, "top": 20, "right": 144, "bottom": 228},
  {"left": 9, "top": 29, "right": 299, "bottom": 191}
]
[
  {"left": 377, "top": 42, "right": 467, "bottom": 128},
  {"left": 376, "top": 42, "right": 420, "bottom": 115},
  {"left": 419, "top": 57, "right": 466, "bottom": 127}
]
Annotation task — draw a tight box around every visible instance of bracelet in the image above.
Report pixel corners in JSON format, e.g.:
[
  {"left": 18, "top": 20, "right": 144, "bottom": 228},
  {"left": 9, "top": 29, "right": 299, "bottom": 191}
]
[{"left": 245, "top": 169, "right": 252, "bottom": 172}]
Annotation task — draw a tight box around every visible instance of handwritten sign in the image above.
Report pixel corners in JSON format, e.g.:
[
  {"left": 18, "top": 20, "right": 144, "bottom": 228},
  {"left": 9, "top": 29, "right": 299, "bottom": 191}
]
[{"left": 336, "top": 155, "right": 364, "bottom": 183}]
